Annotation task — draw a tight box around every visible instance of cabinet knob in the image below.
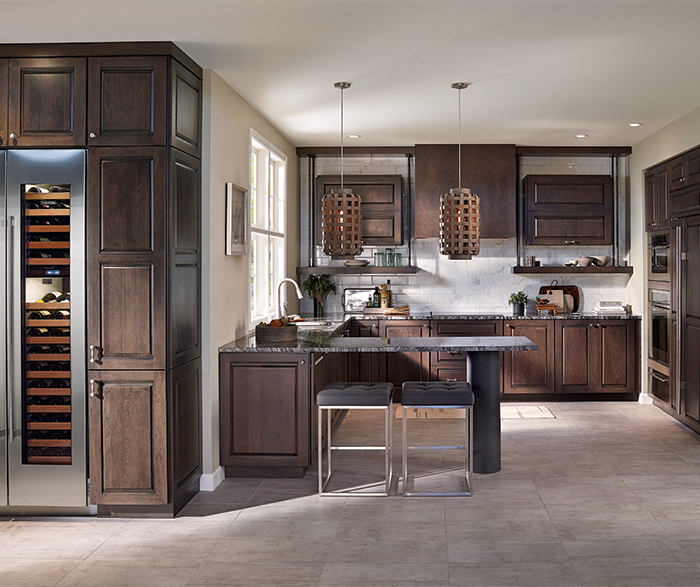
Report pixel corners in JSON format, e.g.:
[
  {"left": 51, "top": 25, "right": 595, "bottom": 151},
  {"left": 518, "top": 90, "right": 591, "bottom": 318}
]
[
  {"left": 0, "top": 134, "right": 3, "bottom": 140},
  {"left": 89, "top": 132, "right": 97, "bottom": 139},
  {"left": 9, "top": 133, "right": 16, "bottom": 139},
  {"left": 300, "top": 360, "right": 305, "bottom": 365}
]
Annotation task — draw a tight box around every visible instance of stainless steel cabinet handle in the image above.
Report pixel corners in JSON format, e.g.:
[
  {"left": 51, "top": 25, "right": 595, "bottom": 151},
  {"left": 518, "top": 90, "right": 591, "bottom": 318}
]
[
  {"left": 89, "top": 379, "right": 103, "bottom": 399},
  {"left": 649, "top": 371, "right": 669, "bottom": 384},
  {"left": 314, "top": 354, "right": 325, "bottom": 366},
  {"left": 564, "top": 240, "right": 578, "bottom": 244},
  {"left": 89, "top": 132, "right": 97, "bottom": 139},
  {"left": 9, "top": 133, "right": 16, "bottom": 139},
  {"left": 89, "top": 344, "right": 102, "bottom": 364},
  {"left": 448, "top": 351, "right": 460, "bottom": 355},
  {"left": 7, "top": 216, "right": 15, "bottom": 442},
  {"left": 300, "top": 360, "right": 305, "bottom": 365}
]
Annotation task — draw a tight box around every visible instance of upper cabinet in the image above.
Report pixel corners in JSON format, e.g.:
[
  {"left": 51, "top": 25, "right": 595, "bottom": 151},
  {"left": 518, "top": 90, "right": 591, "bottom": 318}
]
[
  {"left": 523, "top": 174, "right": 613, "bottom": 246},
  {"left": 669, "top": 146, "right": 700, "bottom": 218},
  {"left": 414, "top": 144, "right": 517, "bottom": 239},
  {"left": 6, "top": 57, "right": 87, "bottom": 147},
  {"left": 645, "top": 163, "right": 670, "bottom": 231},
  {"left": 170, "top": 59, "right": 203, "bottom": 158},
  {"left": 315, "top": 174, "right": 403, "bottom": 246},
  {"left": 88, "top": 56, "right": 167, "bottom": 147}
]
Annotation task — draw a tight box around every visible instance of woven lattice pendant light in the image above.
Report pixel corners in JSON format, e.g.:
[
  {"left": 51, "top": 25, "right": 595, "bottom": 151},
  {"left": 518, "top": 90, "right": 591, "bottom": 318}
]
[
  {"left": 439, "top": 82, "right": 480, "bottom": 260},
  {"left": 322, "top": 82, "right": 363, "bottom": 260}
]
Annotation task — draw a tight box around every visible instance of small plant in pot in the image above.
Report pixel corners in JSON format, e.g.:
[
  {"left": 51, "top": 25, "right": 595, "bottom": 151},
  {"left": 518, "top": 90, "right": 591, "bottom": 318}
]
[
  {"left": 301, "top": 274, "right": 337, "bottom": 318},
  {"left": 508, "top": 291, "right": 528, "bottom": 316}
]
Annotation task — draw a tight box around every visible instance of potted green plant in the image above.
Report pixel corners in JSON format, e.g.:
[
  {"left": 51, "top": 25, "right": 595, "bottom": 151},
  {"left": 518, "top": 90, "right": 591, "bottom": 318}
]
[
  {"left": 508, "top": 290, "right": 528, "bottom": 316},
  {"left": 301, "top": 274, "right": 337, "bottom": 317}
]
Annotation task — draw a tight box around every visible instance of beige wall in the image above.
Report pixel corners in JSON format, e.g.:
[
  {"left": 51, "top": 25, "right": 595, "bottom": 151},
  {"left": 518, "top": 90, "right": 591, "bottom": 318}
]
[
  {"left": 201, "top": 69, "right": 299, "bottom": 479},
  {"left": 628, "top": 104, "right": 700, "bottom": 396}
]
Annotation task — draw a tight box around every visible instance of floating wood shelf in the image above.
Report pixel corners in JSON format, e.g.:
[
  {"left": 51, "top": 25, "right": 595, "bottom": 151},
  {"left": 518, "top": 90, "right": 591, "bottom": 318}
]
[
  {"left": 297, "top": 266, "right": 418, "bottom": 276},
  {"left": 512, "top": 266, "right": 633, "bottom": 275}
]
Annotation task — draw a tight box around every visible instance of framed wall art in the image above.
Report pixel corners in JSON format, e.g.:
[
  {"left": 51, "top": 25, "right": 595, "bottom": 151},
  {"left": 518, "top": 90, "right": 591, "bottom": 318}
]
[{"left": 225, "top": 182, "right": 248, "bottom": 255}]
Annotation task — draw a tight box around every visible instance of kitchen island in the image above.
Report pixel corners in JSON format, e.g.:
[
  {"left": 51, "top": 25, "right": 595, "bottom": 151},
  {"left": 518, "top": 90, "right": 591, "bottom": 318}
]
[{"left": 219, "top": 319, "right": 537, "bottom": 477}]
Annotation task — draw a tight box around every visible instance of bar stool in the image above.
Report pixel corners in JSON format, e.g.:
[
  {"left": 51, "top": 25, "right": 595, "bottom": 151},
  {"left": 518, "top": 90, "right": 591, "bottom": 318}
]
[
  {"left": 401, "top": 381, "right": 474, "bottom": 496},
  {"left": 317, "top": 382, "right": 394, "bottom": 496}
]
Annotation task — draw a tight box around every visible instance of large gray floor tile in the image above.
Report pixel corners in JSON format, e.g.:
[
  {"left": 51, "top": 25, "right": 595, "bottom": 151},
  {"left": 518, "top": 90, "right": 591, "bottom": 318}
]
[
  {"left": 571, "top": 559, "right": 700, "bottom": 586},
  {"left": 187, "top": 561, "right": 324, "bottom": 586},
  {"left": 448, "top": 562, "right": 582, "bottom": 587},
  {"left": 319, "top": 562, "right": 449, "bottom": 586},
  {"left": 0, "top": 558, "right": 80, "bottom": 586}
]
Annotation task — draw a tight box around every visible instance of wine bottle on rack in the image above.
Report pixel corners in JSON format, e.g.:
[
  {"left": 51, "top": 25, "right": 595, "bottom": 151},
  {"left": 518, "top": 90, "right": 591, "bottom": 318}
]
[
  {"left": 27, "top": 310, "right": 52, "bottom": 319},
  {"left": 27, "top": 327, "right": 50, "bottom": 337},
  {"left": 26, "top": 395, "right": 49, "bottom": 405},
  {"left": 27, "top": 379, "right": 53, "bottom": 388},
  {"left": 49, "top": 327, "right": 70, "bottom": 337},
  {"left": 51, "top": 379, "right": 68, "bottom": 388},
  {"left": 49, "top": 362, "right": 70, "bottom": 371},
  {"left": 27, "top": 362, "right": 49, "bottom": 371},
  {"left": 27, "top": 345, "right": 51, "bottom": 354},
  {"left": 41, "top": 291, "right": 64, "bottom": 302},
  {"left": 28, "top": 251, "right": 51, "bottom": 259},
  {"left": 27, "top": 235, "right": 50, "bottom": 242},
  {"left": 51, "top": 310, "right": 70, "bottom": 319},
  {"left": 50, "top": 345, "right": 70, "bottom": 354}
]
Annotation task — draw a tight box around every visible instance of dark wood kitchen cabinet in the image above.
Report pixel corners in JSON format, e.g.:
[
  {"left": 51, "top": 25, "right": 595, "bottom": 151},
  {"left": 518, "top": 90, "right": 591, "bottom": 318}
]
[
  {"left": 315, "top": 175, "right": 403, "bottom": 246},
  {"left": 6, "top": 57, "right": 86, "bottom": 146},
  {"left": 0, "top": 59, "right": 7, "bottom": 146},
  {"left": 523, "top": 175, "right": 614, "bottom": 245},
  {"left": 88, "top": 370, "right": 169, "bottom": 506},
  {"left": 556, "top": 320, "right": 638, "bottom": 395},
  {"left": 379, "top": 319, "right": 430, "bottom": 390},
  {"left": 503, "top": 321, "right": 555, "bottom": 395},
  {"left": 670, "top": 146, "right": 700, "bottom": 193},
  {"left": 414, "top": 144, "right": 517, "bottom": 239},
  {"left": 87, "top": 56, "right": 167, "bottom": 146},
  {"left": 348, "top": 319, "right": 385, "bottom": 383},
  {"left": 219, "top": 353, "right": 312, "bottom": 477},
  {"left": 87, "top": 147, "right": 168, "bottom": 371},
  {"left": 429, "top": 319, "right": 503, "bottom": 382},
  {"left": 645, "top": 163, "right": 670, "bottom": 231}
]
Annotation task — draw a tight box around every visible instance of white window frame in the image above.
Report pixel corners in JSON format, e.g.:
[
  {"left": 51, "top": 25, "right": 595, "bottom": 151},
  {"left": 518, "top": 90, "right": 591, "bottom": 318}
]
[{"left": 249, "top": 130, "right": 287, "bottom": 328}]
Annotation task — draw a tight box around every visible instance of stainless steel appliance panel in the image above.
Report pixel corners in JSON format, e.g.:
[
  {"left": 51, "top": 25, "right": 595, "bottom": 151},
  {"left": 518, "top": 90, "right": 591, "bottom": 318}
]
[
  {"left": 1, "top": 151, "right": 6, "bottom": 507},
  {"left": 649, "top": 232, "right": 670, "bottom": 281},
  {"left": 6, "top": 150, "right": 86, "bottom": 507},
  {"left": 649, "top": 285, "right": 671, "bottom": 367}
]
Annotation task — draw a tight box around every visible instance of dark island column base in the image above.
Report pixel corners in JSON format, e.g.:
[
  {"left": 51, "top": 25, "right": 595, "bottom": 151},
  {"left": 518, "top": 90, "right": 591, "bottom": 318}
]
[{"left": 467, "top": 351, "right": 501, "bottom": 474}]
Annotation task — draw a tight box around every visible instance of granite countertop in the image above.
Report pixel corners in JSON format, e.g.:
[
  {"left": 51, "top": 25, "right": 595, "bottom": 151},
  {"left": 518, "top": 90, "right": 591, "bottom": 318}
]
[{"left": 219, "top": 334, "right": 538, "bottom": 353}]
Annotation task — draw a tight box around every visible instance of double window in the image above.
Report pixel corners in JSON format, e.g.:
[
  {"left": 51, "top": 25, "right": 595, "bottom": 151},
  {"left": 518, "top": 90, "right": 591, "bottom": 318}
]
[{"left": 250, "top": 133, "right": 287, "bottom": 326}]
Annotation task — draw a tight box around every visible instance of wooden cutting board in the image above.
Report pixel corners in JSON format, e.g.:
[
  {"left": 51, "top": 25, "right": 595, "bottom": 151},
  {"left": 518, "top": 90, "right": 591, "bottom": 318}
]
[{"left": 538, "top": 285, "right": 580, "bottom": 313}]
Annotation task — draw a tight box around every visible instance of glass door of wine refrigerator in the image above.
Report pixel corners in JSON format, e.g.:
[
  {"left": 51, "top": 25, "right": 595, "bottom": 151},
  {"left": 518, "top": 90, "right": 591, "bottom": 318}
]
[{"left": 6, "top": 150, "right": 87, "bottom": 507}]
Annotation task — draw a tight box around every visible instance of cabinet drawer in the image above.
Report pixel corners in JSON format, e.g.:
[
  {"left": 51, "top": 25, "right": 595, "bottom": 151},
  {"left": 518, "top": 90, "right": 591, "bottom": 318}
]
[
  {"left": 526, "top": 212, "right": 613, "bottom": 245},
  {"left": 671, "top": 187, "right": 700, "bottom": 218}
]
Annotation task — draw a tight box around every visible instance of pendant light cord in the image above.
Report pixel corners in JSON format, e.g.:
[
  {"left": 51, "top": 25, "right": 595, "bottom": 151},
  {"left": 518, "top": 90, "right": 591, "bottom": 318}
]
[
  {"left": 340, "top": 86, "right": 344, "bottom": 189},
  {"left": 458, "top": 87, "right": 462, "bottom": 189}
]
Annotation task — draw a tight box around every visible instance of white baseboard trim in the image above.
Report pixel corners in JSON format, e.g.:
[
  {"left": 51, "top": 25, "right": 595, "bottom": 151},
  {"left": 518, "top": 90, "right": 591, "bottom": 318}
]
[
  {"left": 639, "top": 392, "right": 654, "bottom": 404},
  {"left": 199, "top": 466, "right": 225, "bottom": 491}
]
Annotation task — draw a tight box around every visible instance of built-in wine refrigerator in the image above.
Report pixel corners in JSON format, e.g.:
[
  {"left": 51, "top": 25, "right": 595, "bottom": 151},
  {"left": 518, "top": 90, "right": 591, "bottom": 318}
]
[{"left": 1, "top": 150, "right": 87, "bottom": 509}]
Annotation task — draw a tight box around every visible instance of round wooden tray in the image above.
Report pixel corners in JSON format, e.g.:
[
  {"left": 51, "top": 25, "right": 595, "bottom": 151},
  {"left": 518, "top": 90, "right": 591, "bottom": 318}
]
[{"left": 255, "top": 324, "right": 298, "bottom": 343}]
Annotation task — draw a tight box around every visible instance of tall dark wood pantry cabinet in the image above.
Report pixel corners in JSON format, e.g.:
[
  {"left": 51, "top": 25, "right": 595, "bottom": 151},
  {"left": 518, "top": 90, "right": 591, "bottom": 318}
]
[{"left": 0, "top": 42, "right": 203, "bottom": 516}]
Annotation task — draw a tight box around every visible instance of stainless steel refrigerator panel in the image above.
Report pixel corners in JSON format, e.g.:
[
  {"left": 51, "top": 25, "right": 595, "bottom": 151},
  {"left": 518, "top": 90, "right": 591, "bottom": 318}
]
[
  {"left": 6, "top": 149, "right": 87, "bottom": 507},
  {"left": 1, "top": 151, "right": 6, "bottom": 507}
]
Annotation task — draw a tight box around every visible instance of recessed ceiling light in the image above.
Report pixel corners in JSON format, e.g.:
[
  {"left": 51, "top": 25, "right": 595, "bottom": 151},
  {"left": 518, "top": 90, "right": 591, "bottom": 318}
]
[
  {"left": 348, "top": 134, "right": 361, "bottom": 138},
  {"left": 575, "top": 134, "right": 588, "bottom": 138},
  {"left": 628, "top": 122, "right": 642, "bottom": 127}
]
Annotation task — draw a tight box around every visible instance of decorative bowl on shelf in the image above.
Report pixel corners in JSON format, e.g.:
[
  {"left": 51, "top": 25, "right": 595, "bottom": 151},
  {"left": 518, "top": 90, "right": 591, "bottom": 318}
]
[
  {"left": 565, "top": 259, "right": 578, "bottom": 267},
  {"left": 344, "top": 259, "right": 369, "bottom": 267},
  {"left": 577, "top": 256, "right": 594, "bottom": 267},
  {"left": 591, "top": 255, "right": 610, "bottom": 266}
]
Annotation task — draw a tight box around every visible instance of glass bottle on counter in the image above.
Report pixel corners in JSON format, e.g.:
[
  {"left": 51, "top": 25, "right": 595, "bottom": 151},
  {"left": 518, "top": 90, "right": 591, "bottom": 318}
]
[
  {"left": 373, "top": 287, "right": 381, "bottom": 308},
  {"left": 380, "top": 284, "right": 389, "bottom": 308},
  {"left": 386, "top": 280, "right": 392, "bottom": 308}
]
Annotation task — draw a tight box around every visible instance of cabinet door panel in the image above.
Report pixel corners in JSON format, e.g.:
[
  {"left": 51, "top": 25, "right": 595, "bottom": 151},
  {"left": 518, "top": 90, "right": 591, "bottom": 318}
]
[
  {"left": 8, "top": 58, "right": 86, "bottom": 146},
  {"left": 169, "top": 150, "right": 201, "bottom": 366},
  {"left": 379, "top": 320, "right": 429, "bottom": 387},
  {"left": 171, "top": 59, "right": 202, "bottom": 157},
  {"left": 597, "top": 323, "right": 633, "bottom": 389},
  {"left": 171, "top": 359, "right": 202, "bottom": 496},
  {"left": 645, "top": 168, "right": 655, "bottom": 230},
  {"left": 88, "top": 371, "right": 167, "bottom": 505},
  {"left": 0, "top": 59, "right": 7, "bottom": 146},
  {"left": 415, "top": 144, "right": 516, "bottom": 239},
  {"left": 656, "top": 166, "right": 670, "bottom": 230},
  {"left": 219, "top": 354, "right": 310, "bottom": 472},
  {"left": 556, "top": 321, "right": 593, "bottom": 392},
  {"left": 87, "top": 148, "right": 167, "bottom": 370},
  {"left": 504, "top": 321, "right": 554, "bottom": 394},
  {"left": 88, "top": 56, "right": 167, "bottom": 146},
  {"left": 348, "top": 320, "right": 384, "bottom": 382},
  {"left": 528, "top": 213, "right": 612, "bottom": 245},
  {"left": 680, "top": 217, "right": 700, "bottom": 424}
]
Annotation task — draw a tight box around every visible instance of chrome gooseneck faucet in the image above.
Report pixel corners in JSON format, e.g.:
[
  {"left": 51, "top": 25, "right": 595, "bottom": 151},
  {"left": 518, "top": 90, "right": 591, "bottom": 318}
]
[{"left": 278, "top": 278, "right": 304, "bottom": 319}]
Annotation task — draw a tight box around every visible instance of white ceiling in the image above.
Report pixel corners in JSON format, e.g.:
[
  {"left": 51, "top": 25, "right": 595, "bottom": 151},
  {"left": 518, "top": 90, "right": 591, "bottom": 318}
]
[{"left": 4, "top": 0, "right": 700, "bottom": 148}]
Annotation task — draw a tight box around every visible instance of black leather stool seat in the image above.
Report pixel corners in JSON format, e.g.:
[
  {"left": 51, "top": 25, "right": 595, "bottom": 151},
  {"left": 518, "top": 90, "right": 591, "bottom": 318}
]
[
  {"left": 317, "top": 382, "right": 393, "bottom": 407},
  {"left": 401, "top": 381, "right": 474, "bottom": 407}
]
